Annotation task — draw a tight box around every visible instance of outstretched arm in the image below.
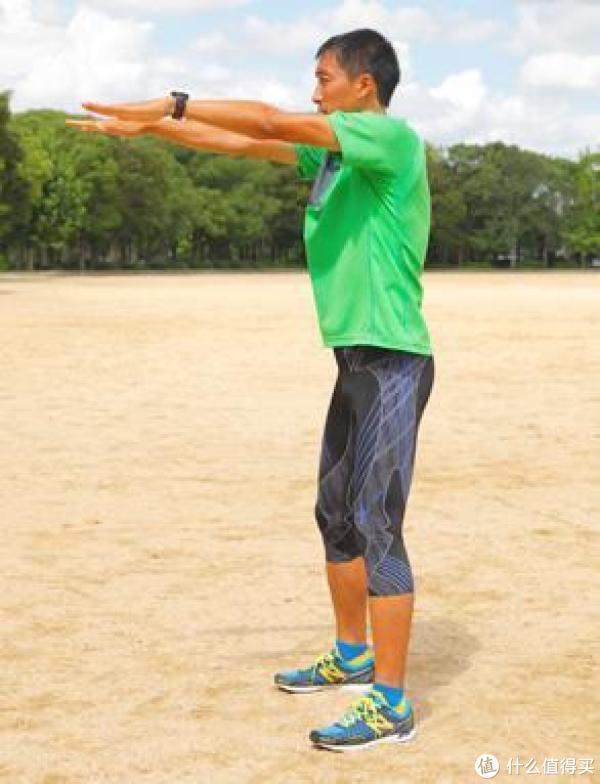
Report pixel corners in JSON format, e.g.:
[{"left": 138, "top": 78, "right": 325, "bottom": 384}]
[
  {"left": 64, "top": 116, "right": 298, "bottom": 166},
  {"left": 184, "top": 101, "right": 340, "bottom": 151},
  {"left": 82, "top": 96, "right": 340, "bottom": 151},
  {"left": 145, "top": 117, "right": 297, "bottom": 164}
]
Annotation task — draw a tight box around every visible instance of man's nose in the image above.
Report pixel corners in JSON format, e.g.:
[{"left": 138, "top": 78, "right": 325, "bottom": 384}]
[{"left": 312, "top": 86, "right": 322, "bottom": 105}]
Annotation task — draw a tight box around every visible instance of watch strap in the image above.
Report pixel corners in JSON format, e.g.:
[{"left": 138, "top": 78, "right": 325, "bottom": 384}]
[{"left": 170, "top": 91, "right": 189, "bottom": 120}]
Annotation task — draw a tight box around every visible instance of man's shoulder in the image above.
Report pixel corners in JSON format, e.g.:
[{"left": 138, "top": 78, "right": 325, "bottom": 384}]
[
  {"left": 380, "top": 113, "right": 421, "bottom": 147},
  {"left": 330, "top": 111, "right": 422, "bottom": 155},
  {"left": 334, "top": 110, "right": 419, "bottom": 135},
  {"left": 325, "top": 110, "right": 425, "bottom": 180}
]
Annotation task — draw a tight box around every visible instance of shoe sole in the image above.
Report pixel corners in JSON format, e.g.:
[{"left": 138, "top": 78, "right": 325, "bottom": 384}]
[
  {"left": 276, "top": 681, "right": 372, "bottom": 694},
  {"left": 312, "top": 727, "right": 417, "bottom": 752}
]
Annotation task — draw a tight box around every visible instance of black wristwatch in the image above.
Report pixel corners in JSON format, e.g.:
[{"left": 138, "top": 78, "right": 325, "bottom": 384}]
[{"left": 170, "top": 91, "right": 189, "bottom": 120}]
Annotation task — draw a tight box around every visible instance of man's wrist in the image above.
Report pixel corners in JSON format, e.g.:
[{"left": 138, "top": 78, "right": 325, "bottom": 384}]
[
  {"left": 165, "top": 95, "right": 176, "bottom": 116},
  {"left": 169, "top": 91, "right": 189, "bottom": 120}
]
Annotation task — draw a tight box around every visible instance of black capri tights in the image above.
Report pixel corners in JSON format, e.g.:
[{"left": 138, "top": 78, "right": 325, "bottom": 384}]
[{"left": 315, "top": 346, "right": 434, "bottom": 597}]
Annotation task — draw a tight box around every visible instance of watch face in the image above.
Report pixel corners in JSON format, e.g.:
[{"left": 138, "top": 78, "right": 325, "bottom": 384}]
[{"left": 173, "top": 94, "right": 187, "bottom": 119}]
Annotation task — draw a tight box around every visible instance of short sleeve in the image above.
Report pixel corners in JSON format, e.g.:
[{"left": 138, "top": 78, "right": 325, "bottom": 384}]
[
  {"left": 294, "top": 143, "right": 327, "bottom": 181},
  {"left": 327, "top": 111, "right": 419, "bottom": 177}
]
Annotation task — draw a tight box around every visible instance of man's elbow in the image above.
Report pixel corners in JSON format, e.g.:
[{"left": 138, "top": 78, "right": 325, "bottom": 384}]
[{"left": 262, "top": 107, "right": 285, "bottom": 140}]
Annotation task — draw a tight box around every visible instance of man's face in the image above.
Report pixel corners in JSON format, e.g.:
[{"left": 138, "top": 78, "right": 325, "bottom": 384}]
[{"left": 312, "top": 49, "right": 371, "bottom": 114}]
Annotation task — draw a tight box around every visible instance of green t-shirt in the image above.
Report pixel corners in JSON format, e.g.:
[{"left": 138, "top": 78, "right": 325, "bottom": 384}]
[{"left": 294, "top": 110, "right": 432, "bottom": 355}]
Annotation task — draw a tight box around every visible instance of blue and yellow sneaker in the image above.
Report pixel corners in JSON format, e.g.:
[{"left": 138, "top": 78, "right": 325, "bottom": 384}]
[
  {"left": 309, "top": 688, "right": 416, "bottom": 751},
  {"left": 274, "top": 646, "right": 374, "bottom": 693}
]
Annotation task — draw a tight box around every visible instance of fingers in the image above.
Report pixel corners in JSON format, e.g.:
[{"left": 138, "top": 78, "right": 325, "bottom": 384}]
[
  {"left": 80, "top": 100, "right": 164, "bottom": 121},
  {"left": 65, "top": 119, "right": 99, "bottom": 133},
  {"left": 82, "top": 101, "right": 139, "bottom": 120},
  {"left": 82, "top": 102, "right": 118, "bottom": 117},
  {"left": 65, "top": 119, "right": 118, "bottom": 135},
  {"left": 65, "top": 118, "right": 142, "bottom": 137}
]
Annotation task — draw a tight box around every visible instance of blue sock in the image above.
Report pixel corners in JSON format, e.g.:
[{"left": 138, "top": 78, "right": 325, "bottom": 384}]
[
  {"left": 336, "top": 639, "right": 368, "bottom": 661},
  {"left": 372, "top": 682, "right": 405, "bottom": 710}
]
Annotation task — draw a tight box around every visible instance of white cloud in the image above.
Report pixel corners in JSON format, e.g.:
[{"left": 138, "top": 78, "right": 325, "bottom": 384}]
[
  {"left": 329, "top": 0, "right": 498, "bottom": 42},
  {"left": 1, "top": 0, "right": 597, "bottom": 158},
  {"left": 240, "top": 9, "right": 415, "bottom": 87},
  {"left": 521, "top": 52, "right": 600, "bottom": 91},
  {"left": 444, "top": 13, "right": 503, "bottom": 44},
  {"left": 176, "top": 73, "right": 298, "bottom": 108},
  {"left": 0, "top": 1, "right": 300, "bottom": 113},
  {"left": 509, "top": 0, "right": 600, "bottom": 109},
  {"left": 1, "top": 3, "right": 158, "bottom": 109},
  {"left": 244, "top": 15, "right": 325, "bottom": 55},
  {"left": 513, "top": 0, "right": 600, "bottom": 55},
  {"left": 395, "top": 72, "right": 487, "bottom": 143},
  {"left": 95, "top": 0, "right": 250, "bottom": 12},
  {"left": 249, "top": 79, "right": 295, "bottom": 106},
  {"left": 482, "top": 97, "right": 600, "bottom": 158},
  {"left": 236, "top": 1, "right": 503, "bottom": 57},
  {"left": 0, "top": 0, "right": 31, "bottom": 28},
  {"left": 330, "top": 0, "right": 395, "bottom": 32},
  {"left": 396, "top": 69, "right": 599, "bottom": 157},
  {"left": 391, "top": 40, "right": 412, "bottom": 83},
  {"left": 0, "top": 1, "right": 61, "bottom": 82},
  {"left": 192, "top": 33, "right": 228, "bottom": 54},
  {"left": 430, "top": 69, "right": 487, "bottom": 113},
  {"left": 40, "top": 0, "right": 64, "bottom": 23}
]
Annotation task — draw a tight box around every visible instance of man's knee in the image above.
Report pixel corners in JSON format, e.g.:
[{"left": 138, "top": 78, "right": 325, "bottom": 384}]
[{"left": 315, "top": 503, "right": 364, "bottom": 561}]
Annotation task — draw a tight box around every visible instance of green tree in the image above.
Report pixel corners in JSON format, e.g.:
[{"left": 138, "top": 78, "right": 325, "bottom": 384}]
[
  {"left": 426, "top": 145, "right": 468, "bottom": 265},
  {"left": 0, "top": 91, "right": 30, "bottom": 267},
  {"left": 3, "top": 102, "right": 593, "bottom": 271},
  {"left": 563, "top": 151, "right": 600, "bottom": 265},
  {"left": 10, "top": 110, "right": 87, "bottom": 269},
  {"left": 69, "top": 133, "right": 121, "bottom": 270}
]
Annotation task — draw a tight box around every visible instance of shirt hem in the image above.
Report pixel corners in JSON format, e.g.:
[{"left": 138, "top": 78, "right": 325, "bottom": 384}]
[{"left": 322, "top": 333, "right": 433, "bottom": 356}]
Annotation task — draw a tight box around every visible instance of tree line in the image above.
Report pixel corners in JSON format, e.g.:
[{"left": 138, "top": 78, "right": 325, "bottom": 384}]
[{"left": 0, "top": 91, "right": 598, "bottom": 271}]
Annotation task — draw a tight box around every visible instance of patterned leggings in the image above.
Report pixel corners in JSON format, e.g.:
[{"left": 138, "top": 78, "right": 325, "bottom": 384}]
[{"left": 315, "top": 346, "right": 434, "bottom": 597}]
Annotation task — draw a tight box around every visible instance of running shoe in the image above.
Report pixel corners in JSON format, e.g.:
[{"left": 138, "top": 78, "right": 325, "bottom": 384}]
[
  {"left": 274, "top": 645, "right": 374, "bottom": 693},
  {"left": 309, "top": 688, "right": 416, "bottom": 751}
]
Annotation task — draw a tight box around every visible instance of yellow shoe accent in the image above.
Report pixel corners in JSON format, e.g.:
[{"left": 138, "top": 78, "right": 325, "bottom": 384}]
[{"left": 320, "top": 661, "right": 345, "bottom": 682}]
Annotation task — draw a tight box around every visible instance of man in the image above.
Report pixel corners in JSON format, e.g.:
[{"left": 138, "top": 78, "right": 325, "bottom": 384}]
[{"left": 67, "top": 27, "right": 434, "bottom": 752}]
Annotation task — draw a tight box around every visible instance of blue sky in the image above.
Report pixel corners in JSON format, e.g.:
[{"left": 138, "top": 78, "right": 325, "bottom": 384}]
[{"left": 1, "top": 0, "right": 599, "bottom": 157}]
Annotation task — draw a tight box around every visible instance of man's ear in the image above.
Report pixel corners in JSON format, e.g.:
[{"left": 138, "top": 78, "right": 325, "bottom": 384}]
[{"left": 357, "top": 72, "right": 377, "bottom": 101}]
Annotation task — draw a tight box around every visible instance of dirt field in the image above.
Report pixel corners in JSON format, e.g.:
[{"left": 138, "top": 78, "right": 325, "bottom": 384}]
[{"left": 0, "top": 271, "right": 598, "bottom": 784}]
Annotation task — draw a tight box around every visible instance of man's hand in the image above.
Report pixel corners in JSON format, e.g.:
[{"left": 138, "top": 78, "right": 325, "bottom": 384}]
[
  {"left": 64, "top": 118, "right": 150, "bottom": 137},
  {"left": 81, "top": 96, "right": 172, "bottom": 121}
]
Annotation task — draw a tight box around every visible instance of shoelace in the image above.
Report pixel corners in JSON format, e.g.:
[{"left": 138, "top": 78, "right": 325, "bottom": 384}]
[
  {"left": 339, "top": 693, "right": 385, "bottom": 728},
  {"left": 310, "top": 649, "right": 336, "bottom": 677}
]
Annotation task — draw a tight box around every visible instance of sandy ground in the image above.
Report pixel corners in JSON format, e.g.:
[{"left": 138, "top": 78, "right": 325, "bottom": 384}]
[{"left": 0, "top": 270, "right": 598, "bottom": 784}]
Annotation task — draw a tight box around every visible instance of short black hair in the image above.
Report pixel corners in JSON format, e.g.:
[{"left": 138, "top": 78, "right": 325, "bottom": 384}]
[{"left": 316, "top": 28, "right": 400, "bottom": 107}]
